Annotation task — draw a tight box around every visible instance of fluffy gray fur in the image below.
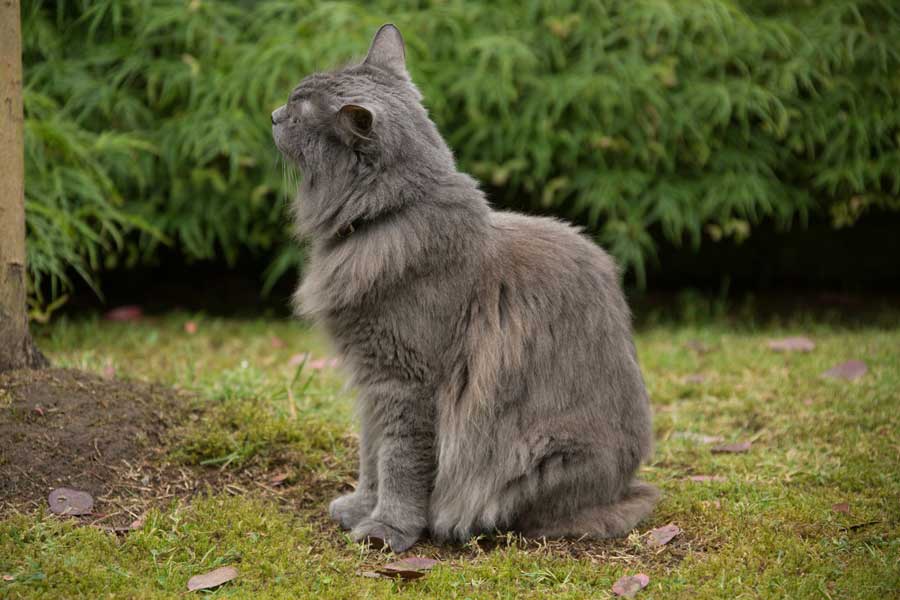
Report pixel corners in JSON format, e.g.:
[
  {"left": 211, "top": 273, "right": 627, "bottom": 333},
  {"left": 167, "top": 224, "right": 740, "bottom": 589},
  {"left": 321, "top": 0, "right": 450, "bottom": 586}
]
[{"left": 272, "top": 24, "right": 657, "bottom": 552}]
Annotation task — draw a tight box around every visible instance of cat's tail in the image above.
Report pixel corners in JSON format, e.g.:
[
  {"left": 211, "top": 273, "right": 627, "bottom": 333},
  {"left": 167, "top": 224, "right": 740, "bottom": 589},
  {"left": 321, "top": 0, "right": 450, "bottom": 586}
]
[{"left": 522, "top": 480, "right": 660, "bottom": 540}]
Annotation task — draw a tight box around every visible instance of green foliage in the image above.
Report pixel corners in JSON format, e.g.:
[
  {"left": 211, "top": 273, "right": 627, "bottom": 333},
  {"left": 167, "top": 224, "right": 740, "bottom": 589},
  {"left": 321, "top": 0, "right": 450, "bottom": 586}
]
[{"left": 22, "top": 0, "right": 900, "bottom": 300}]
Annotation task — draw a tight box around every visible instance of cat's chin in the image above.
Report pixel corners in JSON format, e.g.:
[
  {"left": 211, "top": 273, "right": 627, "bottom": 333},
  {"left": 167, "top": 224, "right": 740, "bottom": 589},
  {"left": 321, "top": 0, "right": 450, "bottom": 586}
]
[{"left": 271, "top": 128, "right": 299, "bottom": 162}]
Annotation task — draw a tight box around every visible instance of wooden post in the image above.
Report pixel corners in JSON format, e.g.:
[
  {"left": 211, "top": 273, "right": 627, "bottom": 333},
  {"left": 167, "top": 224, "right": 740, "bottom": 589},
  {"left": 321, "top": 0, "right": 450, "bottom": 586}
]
[{"left": 1, "top": 0, "right": 47, "bottom": 371}]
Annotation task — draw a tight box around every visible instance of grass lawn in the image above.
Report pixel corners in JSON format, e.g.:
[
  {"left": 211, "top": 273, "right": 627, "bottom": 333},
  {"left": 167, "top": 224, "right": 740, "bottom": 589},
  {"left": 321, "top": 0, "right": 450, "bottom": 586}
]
[{"left": 1, "top": 307, "right": 898, "bottom": 598}]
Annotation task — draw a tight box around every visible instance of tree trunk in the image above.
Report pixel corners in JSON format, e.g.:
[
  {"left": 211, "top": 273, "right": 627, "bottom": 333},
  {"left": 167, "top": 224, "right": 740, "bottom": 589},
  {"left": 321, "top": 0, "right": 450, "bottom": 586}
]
[{"left": 1, "top": 0, "right": 47, "bottom": 372}]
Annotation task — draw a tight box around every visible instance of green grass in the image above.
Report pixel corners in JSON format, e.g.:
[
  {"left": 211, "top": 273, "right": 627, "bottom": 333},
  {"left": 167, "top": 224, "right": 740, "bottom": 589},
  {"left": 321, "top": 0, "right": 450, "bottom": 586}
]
[{"left": 1, "top": 310, "right": 898, "bottom": 598}]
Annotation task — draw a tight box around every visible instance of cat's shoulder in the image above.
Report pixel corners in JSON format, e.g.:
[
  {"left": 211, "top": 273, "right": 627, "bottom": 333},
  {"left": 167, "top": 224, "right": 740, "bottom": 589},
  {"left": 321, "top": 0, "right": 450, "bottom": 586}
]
[
  {"left": 487, "top": 210, "right": 617, "bottom": 276},
  {"left": 488, "top": 210, "right": 596, "bottom": 251}
]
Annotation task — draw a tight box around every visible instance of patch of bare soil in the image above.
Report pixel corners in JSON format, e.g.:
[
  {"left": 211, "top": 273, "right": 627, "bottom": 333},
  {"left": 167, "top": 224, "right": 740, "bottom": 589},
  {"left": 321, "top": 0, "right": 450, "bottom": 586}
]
[
  {"left": 0, "top": 367, "right": 347, "bottom": 530},
  {"left": 0, "top": 368, "right": 195, "bottom": 522}
]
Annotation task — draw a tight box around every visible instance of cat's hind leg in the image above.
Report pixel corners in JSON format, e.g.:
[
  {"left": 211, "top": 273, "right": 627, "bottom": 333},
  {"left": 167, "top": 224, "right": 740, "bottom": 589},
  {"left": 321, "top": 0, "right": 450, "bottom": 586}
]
[{"left": 517, "top": 480, "right": 659, "bottom": 539}]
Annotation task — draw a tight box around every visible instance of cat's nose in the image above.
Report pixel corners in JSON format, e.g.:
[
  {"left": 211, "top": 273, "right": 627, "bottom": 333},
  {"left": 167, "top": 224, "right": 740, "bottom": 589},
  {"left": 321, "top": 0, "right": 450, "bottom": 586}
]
[{"left": 272, "top": 105, "right": 287, "bottom": 126}]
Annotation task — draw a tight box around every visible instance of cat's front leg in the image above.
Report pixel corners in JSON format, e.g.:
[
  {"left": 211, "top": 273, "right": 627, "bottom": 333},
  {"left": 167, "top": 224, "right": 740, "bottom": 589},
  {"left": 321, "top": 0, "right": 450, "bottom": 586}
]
[
  {"left": 350, "top": 383, "right": 434, "bottom": 553},
  {"left": 329, "top": 395, "right": 381, "bottom": 530},
  {"left": 329, "top": 490, "right": 376, "bottom": 531}
]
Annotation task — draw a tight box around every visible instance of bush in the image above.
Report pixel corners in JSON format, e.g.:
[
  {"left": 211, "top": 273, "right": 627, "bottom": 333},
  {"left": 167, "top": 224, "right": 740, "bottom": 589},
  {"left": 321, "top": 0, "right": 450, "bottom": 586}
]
[{"left": 22, "top": 0, "right": 900, "bottom": 305}]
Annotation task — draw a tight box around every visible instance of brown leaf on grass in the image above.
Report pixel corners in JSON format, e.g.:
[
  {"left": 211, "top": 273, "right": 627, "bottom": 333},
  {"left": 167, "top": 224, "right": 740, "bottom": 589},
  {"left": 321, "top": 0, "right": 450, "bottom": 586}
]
[
  {"left": 270, "top": 335, "right": 286, "bottom": 349},
  {"left": 711, "top": 441, "right": 752, "bottom": 454},
  {"left": 767, "top": 336, "right": 815, "bottom": 352},
  {"left": 648, "top": 523, "right": 681, "bottom": 547},
  {"left": 832, "top": 502, "right": 850, "bottom": 514},
  {"left": 104, "top": 305, "right": 143, "bottom": 322},
  {"left": 130, "top": 516, "right": 145, "bottom": 530},
  {"left": 187, "top": 566, "right": 238, "bottom": 592},
  {"left": 688, "top": 475, "right": 726, "bottom": 483},
  {"left": 288, "top": 352, "right": 309, "bottom": 367},
  {"left": 48, "top": 488, "right": 94, "bottom": 516},
  {"left": 308, "top": 357, "right": 341, "bottom": 370},
  {"left": 612, "top": 573, "right": 650, "bottom": 597},
  {"left": 268, "top": 472, "right": 290, "bottom": 486},
  {"left": 33, "top": 405, "right": 45, "bottom": 416},
  {"left": 376, "top": 557, "right": 439, "bottom": 580},
  {"left": 184, "top": 321, "right": 198, "bottom": 334},
  {"left": 822, "top": 360, "right": 867, "bottom": 381}
]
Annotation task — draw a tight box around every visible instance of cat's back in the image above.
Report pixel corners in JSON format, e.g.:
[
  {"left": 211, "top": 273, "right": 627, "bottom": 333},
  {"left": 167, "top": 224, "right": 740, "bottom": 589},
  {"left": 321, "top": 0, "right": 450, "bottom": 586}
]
[{"left": 486, "top": 211, "right": 623, "bottom": 307}]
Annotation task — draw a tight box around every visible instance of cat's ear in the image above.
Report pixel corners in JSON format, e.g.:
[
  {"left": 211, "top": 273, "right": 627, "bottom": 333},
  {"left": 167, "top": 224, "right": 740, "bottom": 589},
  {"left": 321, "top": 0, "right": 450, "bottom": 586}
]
[
  {"left": 364, "top": 24, "right": 407, "bottom": 78},
  {"left": 336, "top": 103, "right": 375, "bottom": 144}
]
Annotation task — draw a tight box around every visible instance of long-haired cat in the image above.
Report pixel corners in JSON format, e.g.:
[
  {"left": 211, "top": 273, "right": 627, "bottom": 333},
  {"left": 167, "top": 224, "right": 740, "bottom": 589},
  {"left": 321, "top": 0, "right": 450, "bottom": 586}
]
[{"left": 272, "top": 24, "right": 657, "bottom": 552}]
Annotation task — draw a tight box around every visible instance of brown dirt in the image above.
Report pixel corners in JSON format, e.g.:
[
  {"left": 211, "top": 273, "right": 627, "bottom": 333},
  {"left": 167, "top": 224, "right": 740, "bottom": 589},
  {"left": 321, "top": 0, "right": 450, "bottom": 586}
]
[
  {"left": 0, "top": 367, "right": 190, "bottom": 520},
  {"left": 0, "top": 367, "right": 346, "bottom": 530}
]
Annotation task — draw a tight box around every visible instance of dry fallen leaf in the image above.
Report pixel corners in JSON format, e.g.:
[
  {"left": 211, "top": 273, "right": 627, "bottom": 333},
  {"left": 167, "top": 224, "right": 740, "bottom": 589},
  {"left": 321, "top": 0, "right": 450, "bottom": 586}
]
[
  {"left": 711, "top": 441, "right": 752, "bottom": 454},
  {"left": 104, "top": 305, "right": 143, "bottom": 322},
  {"left": 33, "top": 405, "right": 45, "bottom": 416},
  {"left": 268, "top": 472, "right": 290, "bottom": 486},
  {"left": 612, "top": 573, "right": 650, "bottom": 597},
  {"left": 648, "top": 523, "right": 681, "bottom": 547},
  {"left": 130, "top": 516, "right": 145, "bottom": 530},
  {"left": 688, "top": 475, "right": 726, "bottom": 483},
  {"left": 270, "top": 335, "right": 286, "bottom": 349},
  {"left": 376, "top": 557, "right": 439, "bottom": 580},
  {"left": 187, "top": 566, "right": 238, "bottom": 592},
  {"left": 184, "top": 321, "right": 198, "bottom": 334},
  {"left": 48, "top": 488, "right": 94, "bottom": 516},
  {"left": 832, "top": 502, "right": 850, "bottom": 514},
  {"left": 288, "top": 352, "right": 309, "bottom": 367},
  {"left": 822, "top": 360, "right": 867, "bottom": 381},
  {"left": 308, "top": 357, "right": 341, "bottom": 370},
  {"left": 767, "top": 336, "right": 815, "bottom": 352}
]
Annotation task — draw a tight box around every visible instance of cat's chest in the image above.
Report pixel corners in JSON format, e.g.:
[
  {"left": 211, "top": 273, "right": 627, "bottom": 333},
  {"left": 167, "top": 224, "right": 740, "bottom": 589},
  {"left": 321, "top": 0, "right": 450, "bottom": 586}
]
[{"left": 323, "top": 301, "right": 437, "bottom": 386}]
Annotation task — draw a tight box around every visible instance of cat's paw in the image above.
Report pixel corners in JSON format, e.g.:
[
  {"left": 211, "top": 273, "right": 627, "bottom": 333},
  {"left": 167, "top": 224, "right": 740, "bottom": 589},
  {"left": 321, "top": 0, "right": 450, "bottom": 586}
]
[
  {"left": 351, "top": 517, "right": 421, "bottom": 553},
  {"left": 328, "top": 492, "right": 376, "bottom": 530}
]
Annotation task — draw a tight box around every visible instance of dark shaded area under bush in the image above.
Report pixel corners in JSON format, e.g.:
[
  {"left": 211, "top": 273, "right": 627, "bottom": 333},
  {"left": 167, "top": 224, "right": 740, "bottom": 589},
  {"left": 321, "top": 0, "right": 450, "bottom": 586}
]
[{"left": 55, "top": 212, "right": 899, "bottom": 324}]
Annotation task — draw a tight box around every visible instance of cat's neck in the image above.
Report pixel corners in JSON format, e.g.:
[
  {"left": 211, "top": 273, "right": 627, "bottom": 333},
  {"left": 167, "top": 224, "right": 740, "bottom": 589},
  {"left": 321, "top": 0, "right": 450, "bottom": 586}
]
[
  {"left": 293, "top": 161, "right": 478, "bottom": 242},
  {"left": 293, "top": 169, "right": 490, "bottom": 317}
]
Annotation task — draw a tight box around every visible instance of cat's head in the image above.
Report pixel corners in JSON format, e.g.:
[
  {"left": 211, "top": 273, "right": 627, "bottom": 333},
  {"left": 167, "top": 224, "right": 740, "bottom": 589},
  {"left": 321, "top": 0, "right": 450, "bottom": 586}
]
[{"left": 272, "top": 24, "right": 451, "bottom": 184}]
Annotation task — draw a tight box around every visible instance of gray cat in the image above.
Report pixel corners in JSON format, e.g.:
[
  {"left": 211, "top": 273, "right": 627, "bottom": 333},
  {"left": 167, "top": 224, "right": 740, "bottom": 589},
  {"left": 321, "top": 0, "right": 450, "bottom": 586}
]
[{"left": 272, "top": 24, "right": 657, "bottom": 552}]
